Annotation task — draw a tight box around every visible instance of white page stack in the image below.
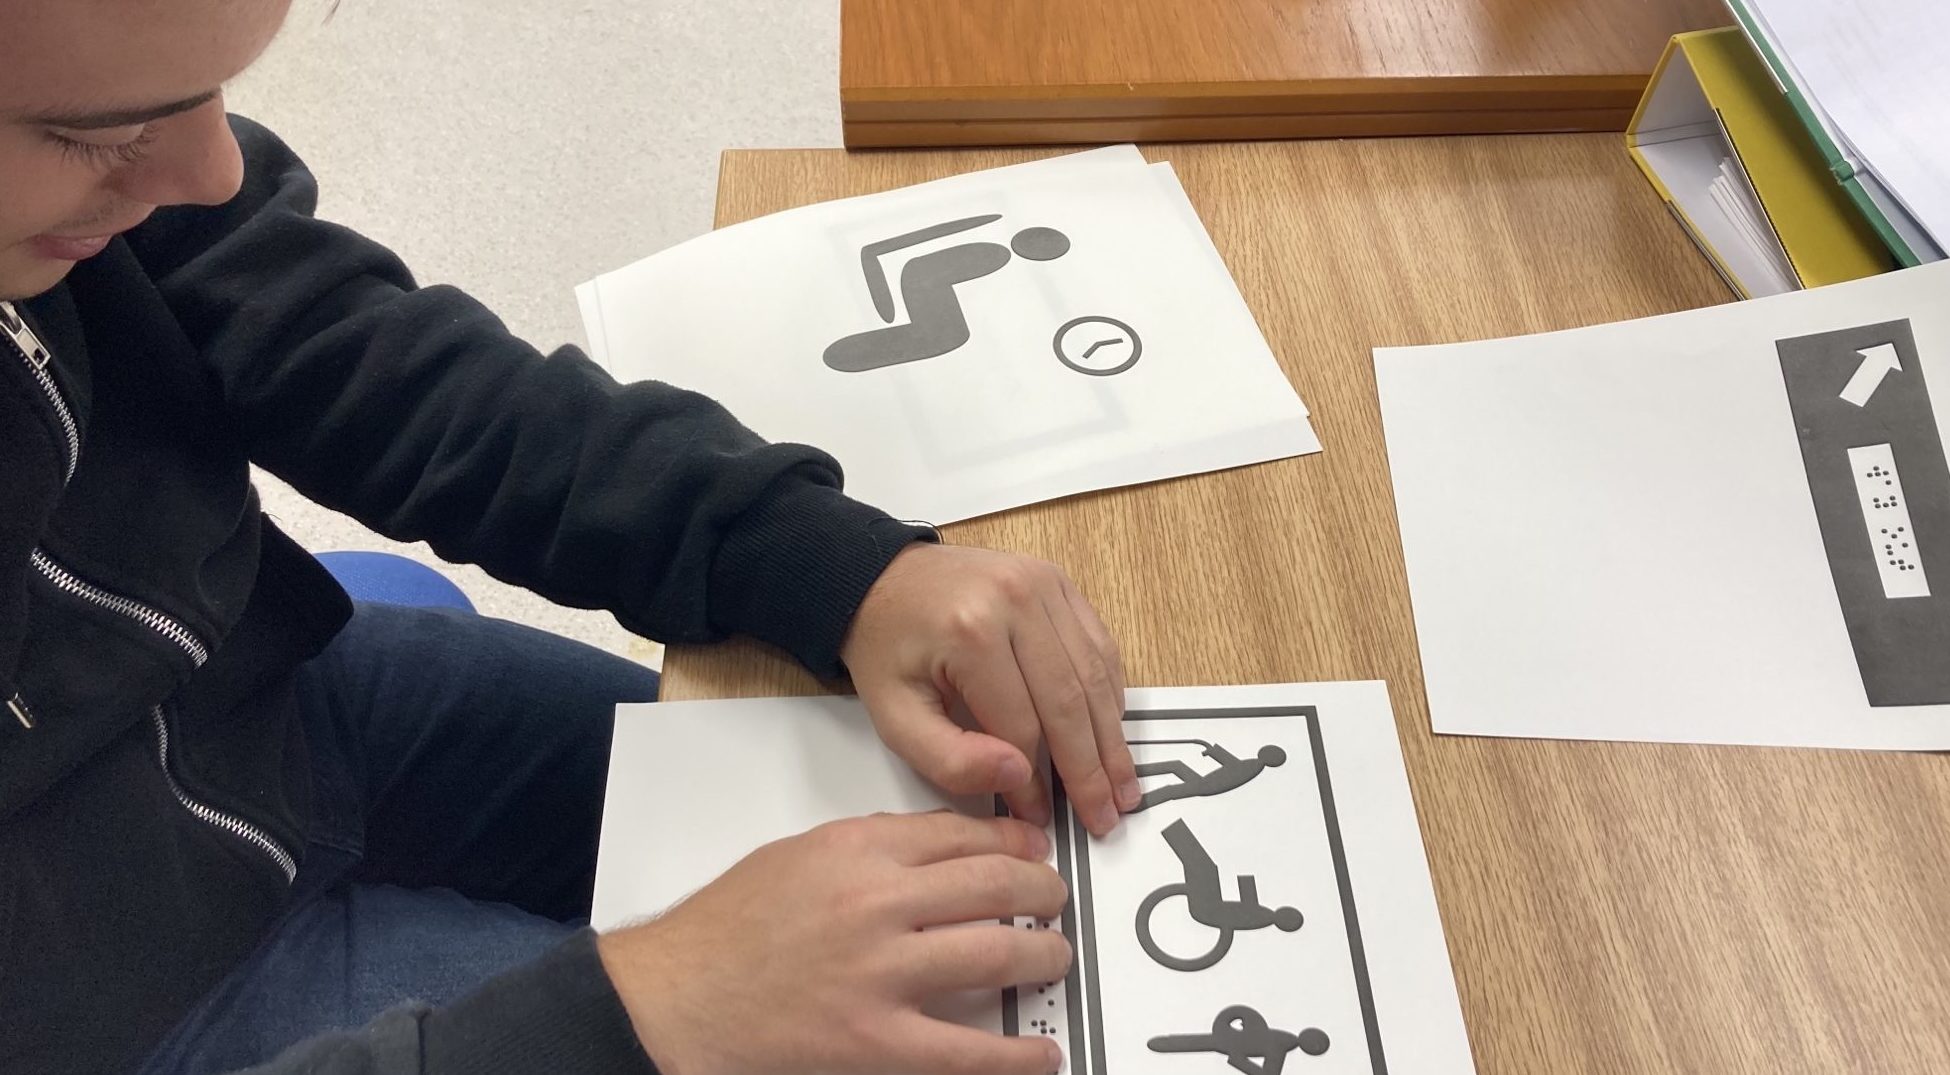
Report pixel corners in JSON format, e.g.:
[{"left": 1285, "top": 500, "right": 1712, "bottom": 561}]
[
  {"left": 577, "top": 147, "right": 1319, "bottom": 524},
  {"left": 593, "top": 683, "right": 1476, "bottom": 1075},
  {"left": 1736, "top": 0, "right": 1949, "bottom": 261},
  {"left": 1376, "top": 260, "right": 1950, "bottom": 750}
]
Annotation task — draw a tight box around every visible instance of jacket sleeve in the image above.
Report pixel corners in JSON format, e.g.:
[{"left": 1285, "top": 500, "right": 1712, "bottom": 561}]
[
  {"left": 125, "top": 116, "right": 929, "bottom": 676},
  {"left": 234, "top": 930, "right": 660, "bottom": 1075}
]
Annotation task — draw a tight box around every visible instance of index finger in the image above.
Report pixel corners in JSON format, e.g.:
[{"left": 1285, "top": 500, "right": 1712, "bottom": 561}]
[
  {"left": 871, "top": 811, "right": 1052, "bottom": 867},
  {"left": 1014, "top": 608, "right": 1121, "bottom": 837},
  {"left": 1042, "top": 587, "right": 1138, "bottom": 818},
  {"left": 953, "top": 649, "right": 1055, "bottom": 827}
]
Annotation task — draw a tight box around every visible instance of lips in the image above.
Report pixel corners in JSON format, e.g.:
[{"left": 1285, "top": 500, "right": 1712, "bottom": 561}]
[{"left": 28, "top": 233, "right": 117, "bottom": 262}]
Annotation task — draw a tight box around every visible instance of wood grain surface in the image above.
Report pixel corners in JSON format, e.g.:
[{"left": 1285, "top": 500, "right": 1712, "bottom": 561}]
[
  {"left": 674, "top": 138, "right": 1950, "bottom": 1072},
  {"left": 840, "top": 0, "right": 1731, "bottom": 146}
]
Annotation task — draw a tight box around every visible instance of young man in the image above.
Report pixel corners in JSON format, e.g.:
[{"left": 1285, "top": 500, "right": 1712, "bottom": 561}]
[{"left": 0, "top": 2, "right": 1142, "bottom": 1072}]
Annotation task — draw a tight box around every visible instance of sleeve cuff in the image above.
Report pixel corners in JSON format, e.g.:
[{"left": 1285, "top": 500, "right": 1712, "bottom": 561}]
[
  {"left": 707, "top": 478, "right": 937, "bottom": 678},
  {"left": 422, "top": 929, "right": 659, "bottom": 1075}
]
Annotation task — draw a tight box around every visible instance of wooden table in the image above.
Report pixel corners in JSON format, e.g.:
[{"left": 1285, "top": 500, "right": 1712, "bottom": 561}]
[
  {"left": 671, "top": 140, "right": 1950, "bottom": 1071},
  {"left": 840, "top": 0, "right": 1731, "bottom": 148}
]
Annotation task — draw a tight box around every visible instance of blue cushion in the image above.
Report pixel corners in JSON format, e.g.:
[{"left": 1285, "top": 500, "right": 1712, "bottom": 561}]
[{"left": 315, "top": 552, "right": 475, "bottom": 613}]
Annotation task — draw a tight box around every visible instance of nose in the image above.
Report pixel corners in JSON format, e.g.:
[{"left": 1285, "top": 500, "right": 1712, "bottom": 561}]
[{"left": 111, "top": 95, "right": 245, "bottom": 210}]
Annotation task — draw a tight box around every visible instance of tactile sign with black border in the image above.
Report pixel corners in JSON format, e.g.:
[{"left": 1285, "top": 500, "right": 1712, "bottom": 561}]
[
  {"left": 1007, "top": 707, "right": 1386, "bottom": 1075},
  {"left": 1779, "top": 319, "right": 1950, "bottom": 706}
]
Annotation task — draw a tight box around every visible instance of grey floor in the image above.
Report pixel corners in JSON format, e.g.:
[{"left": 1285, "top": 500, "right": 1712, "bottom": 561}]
[{"left": 225, "top": 0, "right": 842, "bottom": 656}]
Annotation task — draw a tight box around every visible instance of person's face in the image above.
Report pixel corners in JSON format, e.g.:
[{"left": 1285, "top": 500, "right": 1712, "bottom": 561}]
[{"left": 0, "top": 0, "right": 291, "bottom": 300}]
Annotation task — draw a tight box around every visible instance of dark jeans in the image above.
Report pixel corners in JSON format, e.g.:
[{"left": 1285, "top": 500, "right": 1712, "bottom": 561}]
[{"left": 137, "top": 603, "right": 660, "bottom": 1074}]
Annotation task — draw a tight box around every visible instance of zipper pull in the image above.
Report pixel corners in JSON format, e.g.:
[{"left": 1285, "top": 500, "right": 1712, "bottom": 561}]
[
  {"left": 0, "top": 302, "right": 50, "bottom": 369},
  {"left": 7, "top": 692, "right": 34, "bottom": 730}
]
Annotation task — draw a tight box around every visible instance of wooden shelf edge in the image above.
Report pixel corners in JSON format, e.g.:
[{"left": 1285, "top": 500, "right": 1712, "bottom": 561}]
[
  {"left": 841, "top": 107, "right": 1638, "bottom": 148},
  {"left": 841, "top": 72, "right": 1652, "bottom": 107}
]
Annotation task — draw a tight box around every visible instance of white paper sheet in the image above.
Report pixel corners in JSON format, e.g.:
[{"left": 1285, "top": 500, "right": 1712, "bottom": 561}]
[
  {"left": 574, "top": 281, "right": 613, "bottom": 373},
  {"left": 593, "top": 683, "right": 1474, "bottom": 1075},
  {"left": 1376, "top": 260, "right": 1950, "bottom": 749},
  {"left": 1738, "top": 0, "right": 1950, "bottom": 257},
  {"left": 577, "top": 148, "right": 1318, "bottom": 523}
]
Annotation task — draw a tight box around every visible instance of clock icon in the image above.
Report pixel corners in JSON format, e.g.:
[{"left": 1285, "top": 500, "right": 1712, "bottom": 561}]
[{"left": 1053, "top": 316, "right": 1143, "bottom": 376}]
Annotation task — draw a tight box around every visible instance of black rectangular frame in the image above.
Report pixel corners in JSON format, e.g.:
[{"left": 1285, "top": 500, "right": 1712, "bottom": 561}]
[{"left": 1007, "top": 705, "right": 1386, "bottom": 1074}]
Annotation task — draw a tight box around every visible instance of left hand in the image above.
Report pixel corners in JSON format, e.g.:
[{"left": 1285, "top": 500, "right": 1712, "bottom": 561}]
[{"left": 841, "top": 543, "right": 1139, "bottom": 836}]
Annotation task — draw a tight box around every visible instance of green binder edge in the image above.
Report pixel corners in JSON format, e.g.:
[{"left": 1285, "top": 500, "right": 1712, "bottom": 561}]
[{"left": 1723, "top": 0, "right": 1923, "bottom": 267}]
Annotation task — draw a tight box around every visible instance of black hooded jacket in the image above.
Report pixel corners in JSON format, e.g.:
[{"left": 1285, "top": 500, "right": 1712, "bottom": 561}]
[{"left": 0, "top": 117, "right": 924, "bottom": 1073}]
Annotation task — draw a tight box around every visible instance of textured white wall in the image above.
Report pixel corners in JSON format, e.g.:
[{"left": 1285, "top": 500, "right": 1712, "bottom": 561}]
[{"left": 225, "top": 0, "right": 842, "bottom": 654}]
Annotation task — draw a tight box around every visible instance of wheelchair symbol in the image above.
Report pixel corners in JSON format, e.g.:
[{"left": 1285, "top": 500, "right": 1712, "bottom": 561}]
[{"left": 1136, "top": 819, "right": 1303, "bottom": 972}]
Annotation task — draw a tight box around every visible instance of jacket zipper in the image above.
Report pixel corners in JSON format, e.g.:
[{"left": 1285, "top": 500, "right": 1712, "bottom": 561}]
[
  {"left": 150, "top": 706, "right": 298, "bottom": 883},
  {"left": 3, "top": 300, "right": 296, "bottom": 883},
  {"left": 31, "top": 549, "right": 294, "bottom": 883},
  {"left": 1, "top": 300, "right": 79, "bottom": 480},
  {"left": 30, "top": 549, "right": 213, "bottom": 666},
  {"left": 3, "top": 300, "right": 62, "bottom": 732}
]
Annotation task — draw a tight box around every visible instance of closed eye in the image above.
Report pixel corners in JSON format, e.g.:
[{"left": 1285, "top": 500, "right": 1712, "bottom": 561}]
[{"left": 48, "top": 126, "right": 159, "bottom": 169}]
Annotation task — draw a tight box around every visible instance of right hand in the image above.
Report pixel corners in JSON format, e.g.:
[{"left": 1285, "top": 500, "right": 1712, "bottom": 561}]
[{"left": 597, "top": 812, "right": 1072, "bottom": 1075}]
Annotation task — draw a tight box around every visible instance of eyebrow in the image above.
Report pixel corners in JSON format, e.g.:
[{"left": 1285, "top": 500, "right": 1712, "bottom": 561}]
[{"left": 28, "top": 89, "right": 222, "bottom": 131}]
